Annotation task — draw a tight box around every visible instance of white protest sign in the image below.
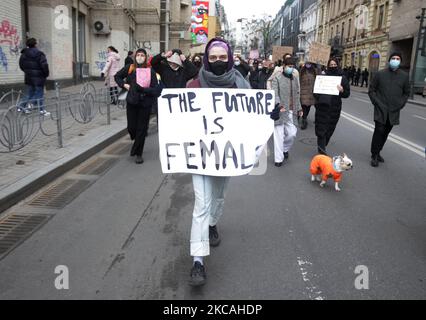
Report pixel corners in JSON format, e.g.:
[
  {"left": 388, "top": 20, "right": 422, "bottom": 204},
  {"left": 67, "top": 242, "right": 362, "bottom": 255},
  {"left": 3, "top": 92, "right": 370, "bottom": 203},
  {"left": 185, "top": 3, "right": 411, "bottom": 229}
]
[
  {"left": 158, "top": 88, "right": 275, "bottom": 176},
  {"left": 313, "top": 75, "right": 342, "bottom": 96}
]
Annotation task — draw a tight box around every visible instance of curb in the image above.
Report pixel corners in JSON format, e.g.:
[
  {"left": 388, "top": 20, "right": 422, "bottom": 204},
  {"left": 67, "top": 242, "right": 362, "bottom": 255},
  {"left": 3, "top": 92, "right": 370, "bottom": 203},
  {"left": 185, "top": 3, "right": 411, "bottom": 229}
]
[
  {"left": 352, "top": 89, "right": 426, "bottom": 107},
  {"left": 0, "top": 126, "right": 128, "bottom": 214}
]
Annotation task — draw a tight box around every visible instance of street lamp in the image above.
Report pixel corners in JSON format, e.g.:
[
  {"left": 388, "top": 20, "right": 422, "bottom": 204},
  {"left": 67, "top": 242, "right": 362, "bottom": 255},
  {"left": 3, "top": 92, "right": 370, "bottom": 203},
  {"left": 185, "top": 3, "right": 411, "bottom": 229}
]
[{"left": 410, "top": 8, "right": 426, "bottom": 99}]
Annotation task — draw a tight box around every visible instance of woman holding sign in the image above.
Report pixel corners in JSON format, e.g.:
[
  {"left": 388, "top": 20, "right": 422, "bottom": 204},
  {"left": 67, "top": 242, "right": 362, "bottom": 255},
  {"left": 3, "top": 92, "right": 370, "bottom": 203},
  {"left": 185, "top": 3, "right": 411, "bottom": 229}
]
[
  {"left": 115, "top": 48, "right": 162, "bottom": 164},
  {"left": 185, "top": 38, "right": 251, "bottom": 287},
  {"left": 314, "top": 58, "right": 350, "bottom": 155}
]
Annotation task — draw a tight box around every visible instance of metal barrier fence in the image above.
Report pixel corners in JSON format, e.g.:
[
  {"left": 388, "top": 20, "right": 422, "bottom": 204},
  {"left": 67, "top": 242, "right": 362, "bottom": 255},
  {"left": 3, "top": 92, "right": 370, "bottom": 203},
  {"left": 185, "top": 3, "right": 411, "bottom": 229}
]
[{"left": 0, "top": 82, "right": 125, "bottom": 153}]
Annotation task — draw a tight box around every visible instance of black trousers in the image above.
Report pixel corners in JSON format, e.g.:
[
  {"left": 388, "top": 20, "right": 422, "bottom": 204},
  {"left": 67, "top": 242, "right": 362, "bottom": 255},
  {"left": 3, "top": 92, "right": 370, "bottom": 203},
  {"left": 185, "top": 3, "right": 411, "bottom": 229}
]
[
  {"left": 301, "top": 104, "right": 312, "bottom": 119},
  {"left": 315, "top": 103, "right": 341, "bottom": 153},
  {"left": 360, "top": 78, "right": 368, "bottom": 87},
  {"left": 371, "top": 118, "right": 393, "bottom": 156},
  {"left": 109, "top": 86, "right": 118, "bottom": 104},
  {"left": 126, "top": 103, "right": 151, "bottom": 157}
]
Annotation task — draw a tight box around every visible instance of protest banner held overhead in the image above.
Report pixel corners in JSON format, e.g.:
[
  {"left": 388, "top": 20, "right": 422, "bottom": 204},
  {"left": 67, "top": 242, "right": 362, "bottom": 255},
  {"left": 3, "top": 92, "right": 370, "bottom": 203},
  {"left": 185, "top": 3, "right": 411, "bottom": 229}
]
[{"left": 158, "top": 88, "right": 275, "bottom": 177}]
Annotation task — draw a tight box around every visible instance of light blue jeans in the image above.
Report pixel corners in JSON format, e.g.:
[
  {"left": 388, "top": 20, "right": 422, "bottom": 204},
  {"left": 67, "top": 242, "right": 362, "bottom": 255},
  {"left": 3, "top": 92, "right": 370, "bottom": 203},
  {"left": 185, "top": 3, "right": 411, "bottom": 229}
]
[
  {"left": 19, "top": 85, "right": 45, "bottom": 110},
  {"left": 190, "top": 174, "right": 230, "bottom": 257}
]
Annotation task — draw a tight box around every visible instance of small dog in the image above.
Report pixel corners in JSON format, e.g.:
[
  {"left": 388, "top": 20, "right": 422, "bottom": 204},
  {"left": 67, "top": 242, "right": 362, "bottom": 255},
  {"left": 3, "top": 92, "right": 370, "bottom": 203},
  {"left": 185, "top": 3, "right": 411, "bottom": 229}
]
[{"left": 310, "top": 153, "right": 353, "bottom": 192}]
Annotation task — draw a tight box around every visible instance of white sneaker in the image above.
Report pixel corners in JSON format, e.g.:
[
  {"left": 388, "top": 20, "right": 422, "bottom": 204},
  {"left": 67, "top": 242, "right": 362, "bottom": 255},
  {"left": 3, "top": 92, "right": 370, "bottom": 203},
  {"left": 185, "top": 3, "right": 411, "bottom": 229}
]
[
  {"left": 39, "top": 110, "right": 51, "bottom": 116},
  {"left": 17, "top": 107, "right": 31, "bottom": 114}
]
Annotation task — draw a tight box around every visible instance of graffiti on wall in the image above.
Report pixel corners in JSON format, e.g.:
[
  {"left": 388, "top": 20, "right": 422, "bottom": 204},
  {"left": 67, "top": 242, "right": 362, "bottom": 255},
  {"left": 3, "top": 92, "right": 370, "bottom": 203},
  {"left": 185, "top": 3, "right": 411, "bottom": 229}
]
[
  {"left": 0, "top": 47, "right": 8, "bottom": 71},
  {"left": 95, "top": 50, "right": 108, "bottom": 72},
  {"left": 0, "top": 20, "right": 20, "bottom": 48},
  {"left": 191, "top": 0, "right": 209, "bottom": 44},
  {"left": 0, "top": 19, "right": 22, "bottom": 73},
  {"left": 134, "top": 40, "right": 152, "bottom": 51},
  {"left": 98, "top": 50, "right": 108, "bottom": 61}
]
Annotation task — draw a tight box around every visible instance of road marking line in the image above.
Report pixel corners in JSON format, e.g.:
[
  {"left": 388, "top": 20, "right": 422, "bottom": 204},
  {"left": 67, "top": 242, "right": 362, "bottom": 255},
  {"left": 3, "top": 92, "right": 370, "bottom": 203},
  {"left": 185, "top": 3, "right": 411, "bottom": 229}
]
[
  {"left": 297, "top": 257, "right": 325, "bottom": 300},
  {"left": 341, "top": 111, "right": 424, "bottom": 157},
  {"left": 413, "top": 114, "right": 426, "bottom": 121},
  {"left": 353, "top": 97, "right": 371, "bottom": 104}
]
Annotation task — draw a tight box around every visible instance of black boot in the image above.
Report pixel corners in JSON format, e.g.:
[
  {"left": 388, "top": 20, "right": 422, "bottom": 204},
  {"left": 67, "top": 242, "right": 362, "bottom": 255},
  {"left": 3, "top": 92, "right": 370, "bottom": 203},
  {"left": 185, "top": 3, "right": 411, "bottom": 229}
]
[{"left": 371, "top": 155, "right": 379, "bottom": 167}]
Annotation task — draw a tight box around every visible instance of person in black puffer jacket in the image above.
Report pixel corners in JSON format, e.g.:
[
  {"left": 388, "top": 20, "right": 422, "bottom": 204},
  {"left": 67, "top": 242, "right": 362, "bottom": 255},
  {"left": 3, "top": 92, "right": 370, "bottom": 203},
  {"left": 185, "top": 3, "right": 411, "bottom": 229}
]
[
  {"left": 18, "top": 38, "right": 50, "bottom": 115},
  {"left": 314, "top": 58, "right": 350, "bottom": 155},
  {"left": 151, "top": 49, "right": 198, "bottom": 88},
  {"left": 115, "top": 48, "right": 163, "bottom": 164}
]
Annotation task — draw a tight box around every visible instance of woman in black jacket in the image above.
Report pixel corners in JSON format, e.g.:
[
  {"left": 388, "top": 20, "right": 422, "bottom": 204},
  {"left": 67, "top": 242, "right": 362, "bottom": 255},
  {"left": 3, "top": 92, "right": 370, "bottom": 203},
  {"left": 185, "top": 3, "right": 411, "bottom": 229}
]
[
  {"left": 115, "top": 48, "right": 162, "bottom": 164},
  {"left": 314, "top": 58, "right": 350, "bottom": 155}
]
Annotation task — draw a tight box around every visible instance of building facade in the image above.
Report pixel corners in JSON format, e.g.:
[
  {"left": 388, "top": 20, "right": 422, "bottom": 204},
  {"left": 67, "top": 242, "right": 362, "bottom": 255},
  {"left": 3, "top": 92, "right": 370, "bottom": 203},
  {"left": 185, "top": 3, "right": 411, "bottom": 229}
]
[
  {"left": 299, "top": 0, "right": 319, "bottom": 61},
  {"left": 0, "top": 0, "right": 193, "bottom": 91},
  {"left": 282, "top": 0, "right": 302, "bottom": 54},
  {"left": 389, "top": 0, "right": 425, "bottom": 92},
  {"left": 269, "top": 5, "right": 285, "bottom": 51},
  {"left": 315, "top": 0, "right": 393, "bottom": 81}
]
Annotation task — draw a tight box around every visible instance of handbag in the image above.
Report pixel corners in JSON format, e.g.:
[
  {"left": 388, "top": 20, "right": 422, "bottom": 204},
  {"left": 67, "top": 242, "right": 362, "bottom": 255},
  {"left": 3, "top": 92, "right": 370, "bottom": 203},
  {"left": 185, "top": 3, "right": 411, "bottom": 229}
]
[{"left": 118, "top": 89, "right": 128, "bottom": 101}]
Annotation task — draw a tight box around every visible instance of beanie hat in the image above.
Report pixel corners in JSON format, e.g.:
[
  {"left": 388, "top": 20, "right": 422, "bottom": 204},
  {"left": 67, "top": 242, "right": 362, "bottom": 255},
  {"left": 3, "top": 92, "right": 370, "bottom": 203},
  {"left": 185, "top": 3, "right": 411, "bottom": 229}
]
[
  {"left": 203, "top": 37, "right": 234, "bottom": 72},
  {"left": 167, "top": 53, "right": 183, "bottom": 67},
  {"left": 389, "top": 52, "right": 402, "bottom": 62}
]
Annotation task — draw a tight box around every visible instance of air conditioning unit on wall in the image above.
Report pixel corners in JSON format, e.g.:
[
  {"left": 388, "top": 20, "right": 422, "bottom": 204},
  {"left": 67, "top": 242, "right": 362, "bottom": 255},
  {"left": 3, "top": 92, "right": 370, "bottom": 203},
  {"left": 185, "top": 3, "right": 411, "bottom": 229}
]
[{"left": 93, "top": 18, "right": 111, "bottom": 35}]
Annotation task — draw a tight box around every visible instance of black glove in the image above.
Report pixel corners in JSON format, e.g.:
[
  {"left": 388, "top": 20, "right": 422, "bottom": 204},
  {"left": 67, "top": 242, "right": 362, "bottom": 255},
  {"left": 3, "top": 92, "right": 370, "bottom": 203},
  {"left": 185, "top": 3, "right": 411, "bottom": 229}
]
[
  {"left": 101, "top": 73, "right": 105, "bottom": 78},
  {"left": 270, "top": 104, "right": 281, "bottom": 120}
]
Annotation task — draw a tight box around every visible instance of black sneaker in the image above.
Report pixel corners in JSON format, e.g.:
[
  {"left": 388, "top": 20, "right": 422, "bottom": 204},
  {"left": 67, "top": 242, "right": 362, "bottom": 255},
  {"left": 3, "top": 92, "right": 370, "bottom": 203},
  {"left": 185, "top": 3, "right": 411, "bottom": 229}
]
[
  {"left": 284, "top": 152, "right": 289, "bottom": 159},
  {"left": 209, "top": 225, "right": 221, "bottom": 247},
  {"left": 189, "top": 262, "right": 206, "bottom": 286},
  {"left": 135, "top": 156, "right": 144, "bottom": 164},
  {"left": 371, "top": 155, "right": 379, "bottom": 167},
  {"left": 274, "top": 162, "right": 283, "bottom": 167},
  {"left": 377, "top": 154, "right": 384, "bottom": 163}
]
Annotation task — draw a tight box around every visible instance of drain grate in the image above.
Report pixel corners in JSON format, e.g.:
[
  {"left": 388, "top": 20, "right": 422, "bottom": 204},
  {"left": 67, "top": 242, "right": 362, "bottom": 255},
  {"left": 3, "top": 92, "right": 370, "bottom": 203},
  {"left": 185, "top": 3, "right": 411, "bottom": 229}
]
[
  {"left": 0, "top": 214, "right": 51, "bottom": 259},
  {"left": 77, "top": 157, "right": 118, "bottom": 176},
  {"left": 105, "top": 143, "right": 131, "bottom": 155},
  {"left": 28, "top": 179, "right": 93, "bottom": 209}
]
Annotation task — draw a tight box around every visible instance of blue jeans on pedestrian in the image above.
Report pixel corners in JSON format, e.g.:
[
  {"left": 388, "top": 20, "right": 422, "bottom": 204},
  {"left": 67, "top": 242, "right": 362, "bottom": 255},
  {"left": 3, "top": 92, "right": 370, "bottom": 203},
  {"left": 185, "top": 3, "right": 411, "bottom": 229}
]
[
  {"left": 19, "top": 85, "right": 45, "bottom": 111},
  {"left": 190, "top": 174, "right": 230, "bottom": 257}
]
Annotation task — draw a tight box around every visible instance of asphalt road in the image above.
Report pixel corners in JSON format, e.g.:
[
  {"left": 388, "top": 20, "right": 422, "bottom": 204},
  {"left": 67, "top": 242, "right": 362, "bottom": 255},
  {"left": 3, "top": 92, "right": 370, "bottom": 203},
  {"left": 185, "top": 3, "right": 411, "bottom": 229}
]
[{"left": 0, "top": 91, "right": 425, "bottom": 300}]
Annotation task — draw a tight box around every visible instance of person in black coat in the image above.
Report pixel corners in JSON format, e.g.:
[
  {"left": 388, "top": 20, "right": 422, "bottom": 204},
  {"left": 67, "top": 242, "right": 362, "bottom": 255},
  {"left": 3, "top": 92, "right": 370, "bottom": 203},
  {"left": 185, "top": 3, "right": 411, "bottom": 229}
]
[
  {"left": 18, "top": 38, "right": 50, "bottom": 115},
  {"left": 368, "top": 52, "right": 409, "bottom": 167},
  {"left": 354, "top": 68, "right": 361, "bottom": 86},
  {"left": 124, "top": 51, "right": 134, "bottom": 66},
  {"left": 360, "top": 68, "right": 369, "bottom": 87},
  {"left": 258, "top": 60, "right": 273, "bottom": 89},
  {"left": 314, "top": 58, "right": 350, "bottom": 155},
  {"left": 233, "top": 55, "right": 250, "bottom": 78},
  {"left": 151, "top": 49, "right": 198, "bottom": 88},
  {"left": 115, "top": 48, "right": 162, "bottom": 164},
  {"left": 249, "top": 60, "right": 260, "bottom": 89}
]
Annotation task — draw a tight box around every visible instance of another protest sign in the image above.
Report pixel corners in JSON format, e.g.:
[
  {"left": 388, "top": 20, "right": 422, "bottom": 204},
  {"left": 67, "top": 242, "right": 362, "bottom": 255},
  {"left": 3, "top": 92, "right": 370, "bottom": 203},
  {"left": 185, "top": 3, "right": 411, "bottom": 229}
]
[
  {"left": 272, "top": 46, "right": 293, "bottom": 61},
  {"left": 158, "top": 88, "right": 275, "bottom": 176},
  {"left": 313, "top": 75, "right": 342, "bottom": 95},
  {"left": 308, "top": 42, "right": 331, "bottom": 66}
]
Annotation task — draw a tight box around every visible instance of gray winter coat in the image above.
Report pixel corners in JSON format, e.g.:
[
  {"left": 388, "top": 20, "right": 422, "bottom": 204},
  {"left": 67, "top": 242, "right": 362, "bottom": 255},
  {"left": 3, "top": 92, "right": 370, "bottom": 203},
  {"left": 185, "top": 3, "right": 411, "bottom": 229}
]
[
  {"left": 368, "top": 67, "right": 410, "bottom": 125},
  {"left": 272, "top": 72, "right": 301, "bottom": 125}
]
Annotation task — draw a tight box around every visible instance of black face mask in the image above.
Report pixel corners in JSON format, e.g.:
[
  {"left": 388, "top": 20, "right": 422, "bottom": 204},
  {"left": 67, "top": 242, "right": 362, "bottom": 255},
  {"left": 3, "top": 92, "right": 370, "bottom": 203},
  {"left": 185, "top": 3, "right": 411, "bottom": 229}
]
[
  {"left": 210, "top": 60, "right": 228, "bottom": 76},
  {"left": 328, "top": 66, "right": 339, "bottom": 74},
  {"left": 194, "top": 61, "right": 202, "bottom": 68}
]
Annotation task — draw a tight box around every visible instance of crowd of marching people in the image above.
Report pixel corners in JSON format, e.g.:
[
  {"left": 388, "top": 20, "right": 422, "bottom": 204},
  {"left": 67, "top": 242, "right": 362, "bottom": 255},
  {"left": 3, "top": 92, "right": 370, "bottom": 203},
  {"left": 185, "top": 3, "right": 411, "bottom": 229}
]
[{"left": 77, "top": 38, "right": 409, "bottom": 287}]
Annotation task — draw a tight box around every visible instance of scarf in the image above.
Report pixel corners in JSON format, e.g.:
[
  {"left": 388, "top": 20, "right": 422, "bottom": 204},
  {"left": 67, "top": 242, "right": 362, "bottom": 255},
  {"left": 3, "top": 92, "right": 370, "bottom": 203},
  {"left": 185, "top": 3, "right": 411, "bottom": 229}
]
[{"left": 198, "top": 65, "right": 251, "bottom": 89}]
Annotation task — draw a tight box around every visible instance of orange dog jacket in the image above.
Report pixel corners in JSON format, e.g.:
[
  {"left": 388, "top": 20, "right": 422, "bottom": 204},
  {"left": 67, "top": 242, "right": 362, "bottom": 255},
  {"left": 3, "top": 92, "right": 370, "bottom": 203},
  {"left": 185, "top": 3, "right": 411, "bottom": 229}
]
[{"left": 310, "top": 155, "right": 342, "bottom": 182}]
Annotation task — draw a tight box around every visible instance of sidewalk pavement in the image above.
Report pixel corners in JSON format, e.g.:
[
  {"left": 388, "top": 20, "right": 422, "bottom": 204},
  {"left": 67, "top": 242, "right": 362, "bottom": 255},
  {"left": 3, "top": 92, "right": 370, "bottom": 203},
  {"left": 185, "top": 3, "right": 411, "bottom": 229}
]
[
  {"left": 350, "top": 85, "right": 426, "bottom": 107},
  {"left": 0, "top": 81, "right": 129, "bottom": 213}
]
